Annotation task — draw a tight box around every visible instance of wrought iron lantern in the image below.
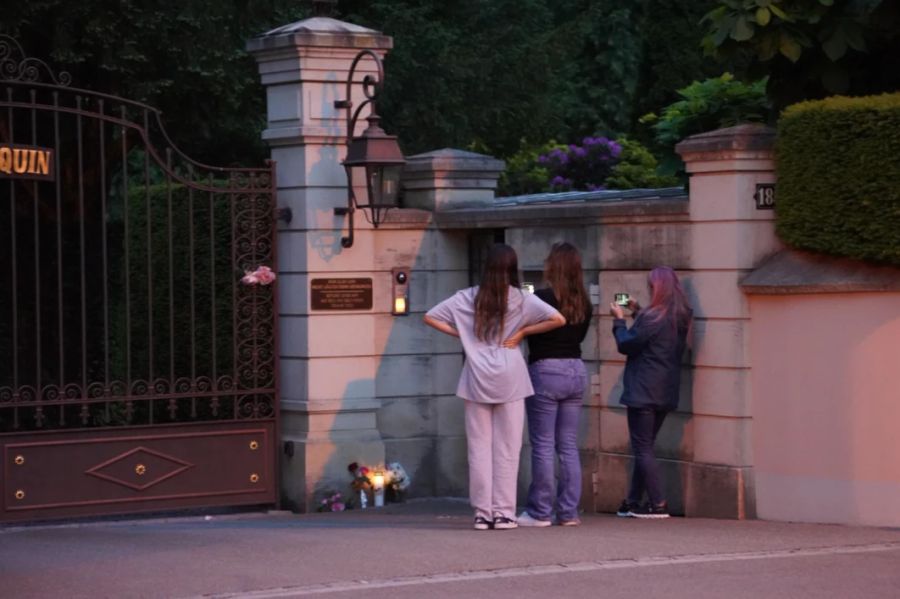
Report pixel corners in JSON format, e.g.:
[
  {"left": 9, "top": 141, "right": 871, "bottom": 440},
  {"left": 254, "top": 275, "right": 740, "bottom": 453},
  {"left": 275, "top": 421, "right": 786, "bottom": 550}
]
[{"left": 334, "top": 50, "right": 406, "bottom": 248}]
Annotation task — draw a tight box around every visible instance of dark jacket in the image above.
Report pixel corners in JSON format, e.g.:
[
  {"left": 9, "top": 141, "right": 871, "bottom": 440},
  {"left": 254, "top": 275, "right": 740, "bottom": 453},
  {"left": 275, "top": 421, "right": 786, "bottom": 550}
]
[{"left": 612, "top": 308, "right": 691, "bottom": 411}]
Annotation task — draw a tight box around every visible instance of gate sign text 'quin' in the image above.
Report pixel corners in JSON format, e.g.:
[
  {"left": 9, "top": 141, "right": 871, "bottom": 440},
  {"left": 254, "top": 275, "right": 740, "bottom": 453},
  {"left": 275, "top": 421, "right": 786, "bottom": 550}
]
[{"left": 0, "top": 144, "right": 55, "bottom": 181}]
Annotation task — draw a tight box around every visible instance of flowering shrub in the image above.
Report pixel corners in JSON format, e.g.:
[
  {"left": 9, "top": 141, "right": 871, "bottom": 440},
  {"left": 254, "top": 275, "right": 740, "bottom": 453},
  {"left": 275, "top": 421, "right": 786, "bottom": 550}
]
[
  {"left": 605, "top": 139, "right": 680, "bottom": 190},
  {"left": 538, "top": 136, "right": 623, "bottom": 192},
  {"left": 497, "top": 140, "right": 567, "bottom": 196}
]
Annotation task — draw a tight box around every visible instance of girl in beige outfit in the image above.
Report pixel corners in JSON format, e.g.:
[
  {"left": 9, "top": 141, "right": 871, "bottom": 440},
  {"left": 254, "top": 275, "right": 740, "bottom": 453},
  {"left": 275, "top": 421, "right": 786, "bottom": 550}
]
[{"left": 425, "top": 243, "right": 564, "bottom": 530}]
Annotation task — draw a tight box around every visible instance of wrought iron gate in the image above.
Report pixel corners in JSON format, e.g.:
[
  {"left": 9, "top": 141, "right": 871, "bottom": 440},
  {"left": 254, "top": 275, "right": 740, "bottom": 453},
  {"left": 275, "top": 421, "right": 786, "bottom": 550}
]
[{"left": 0, "top": 37, "right": 279, "bottom": 522}]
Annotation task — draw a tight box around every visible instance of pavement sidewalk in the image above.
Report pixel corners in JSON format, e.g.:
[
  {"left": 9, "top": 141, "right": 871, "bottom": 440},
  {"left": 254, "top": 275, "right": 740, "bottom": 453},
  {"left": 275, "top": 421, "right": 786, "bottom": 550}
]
[{"left": 2, "top": 499, "right": 899, "bottom": 599}]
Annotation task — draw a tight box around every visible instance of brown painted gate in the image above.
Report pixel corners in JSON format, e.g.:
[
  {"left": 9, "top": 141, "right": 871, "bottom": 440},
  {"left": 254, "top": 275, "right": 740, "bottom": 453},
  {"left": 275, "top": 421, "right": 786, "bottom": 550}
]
[{"left": 0, "top": 37, "right": 279, "bottom": 522}]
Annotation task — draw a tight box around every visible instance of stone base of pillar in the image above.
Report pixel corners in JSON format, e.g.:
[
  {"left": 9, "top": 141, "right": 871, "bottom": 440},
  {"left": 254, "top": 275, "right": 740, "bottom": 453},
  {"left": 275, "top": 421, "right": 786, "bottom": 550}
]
[
  {"left": 280, "top": 433, "right": 385, "bottom": 513},
  {"left": 590, "top": 452, "right": 756, "bottom": 519}
]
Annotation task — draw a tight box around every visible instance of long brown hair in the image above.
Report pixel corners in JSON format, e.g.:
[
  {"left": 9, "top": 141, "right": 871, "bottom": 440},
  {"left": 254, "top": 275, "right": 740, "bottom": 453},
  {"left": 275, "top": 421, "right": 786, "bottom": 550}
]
[
  {"left": 544, "top": 242, "right": 590, "bottom": 324},
  {"left": 474, "top": 243, "right": 520, "bottom": 342}
]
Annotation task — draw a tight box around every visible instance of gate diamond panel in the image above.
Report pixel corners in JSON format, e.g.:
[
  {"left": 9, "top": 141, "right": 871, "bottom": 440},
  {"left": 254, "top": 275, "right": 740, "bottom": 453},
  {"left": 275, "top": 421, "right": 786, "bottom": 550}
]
[{"left": 85, "top": 446, "right": 193, "bottom": 491}]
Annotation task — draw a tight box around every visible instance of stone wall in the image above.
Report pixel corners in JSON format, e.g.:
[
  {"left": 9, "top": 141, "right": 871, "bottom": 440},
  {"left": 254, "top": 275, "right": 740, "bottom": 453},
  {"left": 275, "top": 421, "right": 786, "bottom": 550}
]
[{"left": 249, "top": 17, "right": 795, "bottom": 519}]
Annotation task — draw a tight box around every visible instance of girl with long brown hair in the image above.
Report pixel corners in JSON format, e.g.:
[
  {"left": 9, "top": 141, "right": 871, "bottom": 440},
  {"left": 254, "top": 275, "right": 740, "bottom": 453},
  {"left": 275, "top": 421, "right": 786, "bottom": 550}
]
[
  {"left": 509, "top": 242, "right": 593, "bottom": 527},
  {"left": 424, "top": 243, "right": 564, "bottom": 530}
]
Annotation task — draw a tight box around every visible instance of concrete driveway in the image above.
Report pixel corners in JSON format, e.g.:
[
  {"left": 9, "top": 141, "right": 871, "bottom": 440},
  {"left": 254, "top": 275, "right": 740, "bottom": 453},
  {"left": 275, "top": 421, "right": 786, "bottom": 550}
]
[{"left": 2, "top": 499, "right": 899, "bottom": 598}]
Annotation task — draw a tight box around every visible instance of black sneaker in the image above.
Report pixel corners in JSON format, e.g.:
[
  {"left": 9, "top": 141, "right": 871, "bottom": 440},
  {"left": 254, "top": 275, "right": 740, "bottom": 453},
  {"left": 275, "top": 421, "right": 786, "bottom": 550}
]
[
  {"left": 616, "top": 500, "right": 638, "bottom": 518},
  {"left": 629, "top": 502, "right": 670, "bottom": 519},
  {"left": 492, "top": 516, "right": 518, "bottom": 530},
  {"left": 473, "top": 516, "right": 493, "bottom": 530}
]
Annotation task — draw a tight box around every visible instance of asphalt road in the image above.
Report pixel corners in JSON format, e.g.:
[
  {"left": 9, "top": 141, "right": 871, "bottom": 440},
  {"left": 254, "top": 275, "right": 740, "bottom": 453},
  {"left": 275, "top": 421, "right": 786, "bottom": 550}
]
[{"left": 2, "top": 499, "right": 899, "bottom": 598}]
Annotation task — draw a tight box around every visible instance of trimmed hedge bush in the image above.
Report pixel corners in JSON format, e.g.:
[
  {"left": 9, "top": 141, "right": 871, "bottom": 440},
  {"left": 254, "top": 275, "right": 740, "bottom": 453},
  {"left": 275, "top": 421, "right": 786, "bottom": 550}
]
[{"left": 776, "top": 93, "right": 900, "bottom": 265}]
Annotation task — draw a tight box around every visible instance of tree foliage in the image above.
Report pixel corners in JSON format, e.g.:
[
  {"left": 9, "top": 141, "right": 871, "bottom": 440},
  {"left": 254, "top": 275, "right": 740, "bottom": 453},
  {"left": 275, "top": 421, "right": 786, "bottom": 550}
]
[
  {"left": 702, "top": 0, "right": 900, "bottom": 108},
  {"left": 3, "top": 0, "right": 311, "bottom": 165},
  {"left": 641, "top": 74, "right": 770, "bottom": 175},
  {"left": 3, "top": 0, "right": 728, "bottom": 167}
]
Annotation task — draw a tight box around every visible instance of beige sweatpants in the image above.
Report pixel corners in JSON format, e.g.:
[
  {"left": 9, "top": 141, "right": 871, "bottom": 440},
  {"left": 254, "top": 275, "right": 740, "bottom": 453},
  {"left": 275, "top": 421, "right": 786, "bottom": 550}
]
[{"left": 464, "top": 399, "right": 525, "bottom": 521}]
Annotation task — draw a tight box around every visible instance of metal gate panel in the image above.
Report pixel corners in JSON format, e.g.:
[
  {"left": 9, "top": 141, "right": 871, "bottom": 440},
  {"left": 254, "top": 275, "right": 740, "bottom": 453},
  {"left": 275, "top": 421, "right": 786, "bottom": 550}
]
[
  {"left": 1, "top": 421, "right": 274, "bottom": 522},
  {"left": 0, "top": 36, "right": 280, "bottom": 522}
]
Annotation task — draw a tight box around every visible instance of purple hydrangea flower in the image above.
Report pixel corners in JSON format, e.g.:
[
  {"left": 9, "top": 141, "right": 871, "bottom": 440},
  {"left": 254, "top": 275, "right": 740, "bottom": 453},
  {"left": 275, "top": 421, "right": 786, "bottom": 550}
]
[{"left": 608, "top": 141, "right": 622, "bottom": 158}]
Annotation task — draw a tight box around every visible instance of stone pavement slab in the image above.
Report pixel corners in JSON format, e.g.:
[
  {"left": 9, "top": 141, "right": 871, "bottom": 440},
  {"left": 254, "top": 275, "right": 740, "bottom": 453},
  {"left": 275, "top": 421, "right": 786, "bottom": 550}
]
[{"left": 1, "top": 499, "right": 899, "bottom": 598}]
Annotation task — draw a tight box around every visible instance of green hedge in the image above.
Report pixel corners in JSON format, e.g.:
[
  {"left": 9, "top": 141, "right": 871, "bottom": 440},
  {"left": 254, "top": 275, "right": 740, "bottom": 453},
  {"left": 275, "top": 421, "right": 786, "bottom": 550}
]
[{"left": 776, "top": 93, "right": 900, "bottom": 265}]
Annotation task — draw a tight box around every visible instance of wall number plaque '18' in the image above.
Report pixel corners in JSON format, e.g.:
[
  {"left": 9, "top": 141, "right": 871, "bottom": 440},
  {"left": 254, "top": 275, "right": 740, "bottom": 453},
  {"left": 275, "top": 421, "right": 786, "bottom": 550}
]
[
  {"left": 754, "top": 183, "right": 776, "bottom": 210},
  {"left": 311, "top": 278, "right": 374, "bottom": 310}
]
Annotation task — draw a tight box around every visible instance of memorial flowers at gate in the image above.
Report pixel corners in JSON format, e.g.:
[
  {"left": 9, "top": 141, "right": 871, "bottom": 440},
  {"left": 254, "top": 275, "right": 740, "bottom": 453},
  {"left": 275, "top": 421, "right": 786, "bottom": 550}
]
[
  {"left": 316, "top": 491, "right": 346, "bottom": 512},
  {"left": 345, "top": 461, "right": 412, "bottom": 507},
  {"left": 241, "top": 265, "right": 276, "bottom": 286}
]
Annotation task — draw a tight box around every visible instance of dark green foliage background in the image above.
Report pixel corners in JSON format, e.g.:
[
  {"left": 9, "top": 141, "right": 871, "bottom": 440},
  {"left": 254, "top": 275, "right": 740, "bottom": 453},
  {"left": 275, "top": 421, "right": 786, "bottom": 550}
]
[
  {"left": 3, "top": 0, "right": 722, "bottom": 164},
  {"left": 775, "top": 93, "right": 900, "bottom": 265}
]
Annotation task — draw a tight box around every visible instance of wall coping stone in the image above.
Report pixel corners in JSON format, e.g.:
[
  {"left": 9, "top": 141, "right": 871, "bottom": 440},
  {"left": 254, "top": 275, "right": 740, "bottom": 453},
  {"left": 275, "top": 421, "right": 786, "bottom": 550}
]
[
  {"left": 403, "top": 148, "right": 505, "bottom": 174},
  {"left": 494, "top": 186, "right": 684, "bottom": 207},
  {"left": 676, "top": 124, "right": 776, "bottom": 157},
  {"left": 434, "top": 194, "right": 688, "bottom": 229},
  {"left": 741, "top": 249, "right": 900, "bottom": 294},
  {"left": 247, "top": 17, "right": 392, "bottom": 53}
]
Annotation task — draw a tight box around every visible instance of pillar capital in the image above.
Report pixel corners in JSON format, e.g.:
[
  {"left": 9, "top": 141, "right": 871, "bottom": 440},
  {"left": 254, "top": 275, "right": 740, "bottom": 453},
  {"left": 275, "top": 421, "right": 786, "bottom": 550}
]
[
  {"left": 247, "top": 17, "right": 393, "bottom": 147},
  {"left": 401, "top": 148, "right": 505, "bottom": 211},
  {"left": 676, "top": 124, "right": 776, "bottom": 174}
]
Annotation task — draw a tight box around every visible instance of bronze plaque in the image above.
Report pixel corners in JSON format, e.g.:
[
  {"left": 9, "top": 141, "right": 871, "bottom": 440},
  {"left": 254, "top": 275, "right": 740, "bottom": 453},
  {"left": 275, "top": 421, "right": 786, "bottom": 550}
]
[{"left": 311, "top": 278, "right": 373, "bottom": 310}]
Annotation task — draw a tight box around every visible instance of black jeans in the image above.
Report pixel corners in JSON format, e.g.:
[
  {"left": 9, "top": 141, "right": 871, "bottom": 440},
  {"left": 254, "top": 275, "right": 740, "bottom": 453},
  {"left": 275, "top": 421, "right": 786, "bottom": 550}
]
[{"left": 626, "top": 407, "right": 668, "bottom": 506}]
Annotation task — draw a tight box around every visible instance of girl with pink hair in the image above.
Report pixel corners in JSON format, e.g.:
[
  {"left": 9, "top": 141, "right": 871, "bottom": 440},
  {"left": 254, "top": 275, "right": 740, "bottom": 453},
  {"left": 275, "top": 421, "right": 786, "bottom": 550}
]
[{"left": 609, "top": 266, "right": 692, "bottom": 519}]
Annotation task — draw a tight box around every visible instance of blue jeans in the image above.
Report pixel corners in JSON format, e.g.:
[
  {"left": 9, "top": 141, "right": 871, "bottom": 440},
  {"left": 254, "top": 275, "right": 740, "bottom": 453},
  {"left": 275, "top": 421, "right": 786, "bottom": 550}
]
[
  {"left": 626, "top": 407, "right": 668, "bottom": 506},
  {"left": 524, "top": 359, "right": 587, "bottom": 521}
]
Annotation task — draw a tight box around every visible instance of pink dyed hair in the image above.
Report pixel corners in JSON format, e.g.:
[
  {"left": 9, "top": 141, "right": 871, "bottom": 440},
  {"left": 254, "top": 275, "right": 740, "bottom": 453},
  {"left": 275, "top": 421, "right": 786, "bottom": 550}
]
[{"left": 644, "top": 266, "right": 691, "bottom": 328}]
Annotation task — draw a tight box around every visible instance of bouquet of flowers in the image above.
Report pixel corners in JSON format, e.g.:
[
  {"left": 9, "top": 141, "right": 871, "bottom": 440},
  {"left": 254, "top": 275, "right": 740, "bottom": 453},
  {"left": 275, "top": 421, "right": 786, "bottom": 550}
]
[
  {"left": 316, "top": 491, "right": 345, "bottom": 512},
  {"left": 241, "top": 265, "right": 276, "bottom": 286},
  {"left": 346, "top": 461, "right": 412, "bottom": 506},
  {"left": 347, "top": 462, "right": 373, "bottom": 492}
]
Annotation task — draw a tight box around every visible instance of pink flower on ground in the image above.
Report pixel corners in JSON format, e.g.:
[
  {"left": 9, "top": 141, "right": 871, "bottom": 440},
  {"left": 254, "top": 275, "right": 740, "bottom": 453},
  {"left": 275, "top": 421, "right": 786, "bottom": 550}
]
[{"left": 331, "top": 502, "right": 345, "bottom": 512}]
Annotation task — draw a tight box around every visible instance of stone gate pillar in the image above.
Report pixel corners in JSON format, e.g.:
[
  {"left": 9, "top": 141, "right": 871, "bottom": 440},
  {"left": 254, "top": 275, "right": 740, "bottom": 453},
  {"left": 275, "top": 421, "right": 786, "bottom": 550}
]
[
  {"left": 675, "top": 124, "right": 782, "bottom": 518},
  {"left": 247, "top": 18, "right": 393, "bottom": 511}
]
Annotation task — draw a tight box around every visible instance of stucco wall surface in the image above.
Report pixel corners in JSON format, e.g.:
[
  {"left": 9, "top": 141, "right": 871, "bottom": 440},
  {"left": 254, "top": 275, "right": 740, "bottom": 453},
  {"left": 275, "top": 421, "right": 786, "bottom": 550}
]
[{"left": 748, "top": 292, "right": 900, "bottom": 526}]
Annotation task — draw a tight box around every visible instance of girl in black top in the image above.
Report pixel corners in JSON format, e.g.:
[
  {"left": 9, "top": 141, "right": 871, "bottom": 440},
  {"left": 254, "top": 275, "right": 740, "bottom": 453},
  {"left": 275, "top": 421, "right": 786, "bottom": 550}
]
[{"left": 505, "top": 242, "right": 593, "bottom": 526}]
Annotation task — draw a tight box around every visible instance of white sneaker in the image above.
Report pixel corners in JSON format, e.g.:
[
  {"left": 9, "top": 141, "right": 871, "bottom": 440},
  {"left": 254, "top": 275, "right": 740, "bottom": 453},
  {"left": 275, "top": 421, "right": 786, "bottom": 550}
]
[
  {"left": 517, "top": 511, "right": 552, "bottom": 528},
  {"left": 492, "top": 516, "right": 518, "bottom": 530}
]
